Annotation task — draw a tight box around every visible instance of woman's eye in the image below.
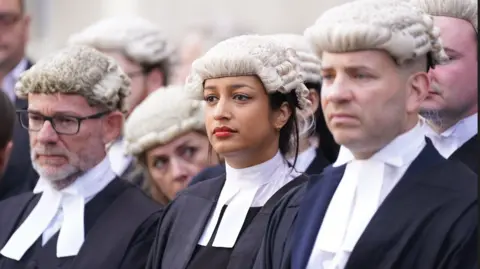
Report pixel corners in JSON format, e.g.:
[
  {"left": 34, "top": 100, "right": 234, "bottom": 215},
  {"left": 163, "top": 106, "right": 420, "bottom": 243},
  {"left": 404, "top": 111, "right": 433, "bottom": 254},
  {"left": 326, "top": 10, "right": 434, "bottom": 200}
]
[
  {"left": 233, "top": 94, "right": 250, "bottom": 101},
  {"left": 204, "top": 95, "right": 218, "bottom": 103}
]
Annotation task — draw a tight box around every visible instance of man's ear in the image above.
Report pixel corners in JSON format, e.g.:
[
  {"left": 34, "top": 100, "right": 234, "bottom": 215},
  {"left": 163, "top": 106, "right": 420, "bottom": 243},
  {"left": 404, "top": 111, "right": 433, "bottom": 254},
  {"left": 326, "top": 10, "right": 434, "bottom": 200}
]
[
  {"left": 102, "top": 111, "right": 124, "bottom": 144},
  {"left": 406, "top": 72, "right": 429, "bottom": 113},
  {"left": 0, "top": 141, "right": 13, "bottom": 175},
  {"left": 273, "top": 102, "right": 292, "bottom": 130}
]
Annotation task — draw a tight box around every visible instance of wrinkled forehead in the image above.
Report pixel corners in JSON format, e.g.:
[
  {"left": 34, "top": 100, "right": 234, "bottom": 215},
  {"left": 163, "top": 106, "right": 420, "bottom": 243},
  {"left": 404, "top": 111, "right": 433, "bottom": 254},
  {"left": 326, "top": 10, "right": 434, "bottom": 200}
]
[{"left": 27, "top": 93, "right": 96, "bottom": 114}]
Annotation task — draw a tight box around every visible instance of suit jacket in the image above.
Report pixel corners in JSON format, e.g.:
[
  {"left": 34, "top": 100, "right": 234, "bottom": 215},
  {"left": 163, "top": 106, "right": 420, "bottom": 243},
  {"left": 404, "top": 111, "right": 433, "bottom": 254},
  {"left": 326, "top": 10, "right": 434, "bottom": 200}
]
[
  {"left": 449, "top": 134, "right": 477, "bottom": 174},
  {"left": 0, "top": 60, "right": 38, "bottom": 201},
  {"left": 254, "top": 140, "right": 477, "bottom": 269}
]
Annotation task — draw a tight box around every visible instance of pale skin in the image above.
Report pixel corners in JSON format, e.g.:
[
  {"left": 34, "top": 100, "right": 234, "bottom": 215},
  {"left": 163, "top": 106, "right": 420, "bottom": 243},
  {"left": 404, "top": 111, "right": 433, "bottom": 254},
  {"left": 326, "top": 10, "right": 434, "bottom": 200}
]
[
  {"left": 145, "top": 131, "right": 213, "bottom": 205},
  {"left": 28, "top": 93, "right": 123, "bottom": 189},
  {"left": 0, "top": 0, "right": 30, "bottom": 74},
  {"left": 203, "top": 76, "right": 291, "bottom": 169},
  {"left": 420, "top": 16, "right": 478, "bottom": 133},
  {"left": 320, "top": 50, "right": 429, "bottom": 159},
  {"left": 100, "top": 50, "right": 165, "bottom": 117}
]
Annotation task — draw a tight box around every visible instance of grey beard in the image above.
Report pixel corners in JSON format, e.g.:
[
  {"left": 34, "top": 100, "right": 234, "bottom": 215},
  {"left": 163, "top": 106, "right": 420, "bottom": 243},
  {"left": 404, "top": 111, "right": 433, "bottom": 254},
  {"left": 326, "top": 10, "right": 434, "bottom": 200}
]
[{"left": 419, "top": 109, "right": 445, "bottom": 130}]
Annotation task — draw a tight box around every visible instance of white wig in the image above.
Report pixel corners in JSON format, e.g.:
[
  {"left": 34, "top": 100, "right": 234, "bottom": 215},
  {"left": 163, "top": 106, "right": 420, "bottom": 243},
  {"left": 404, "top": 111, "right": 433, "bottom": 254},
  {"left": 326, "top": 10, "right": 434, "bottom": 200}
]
[
  {"left": 185, "top": 35, "right": 311, "bottom": 110},
  {"left": 68, "top": 16, "right": 174, "bottom": 66},
  {"left": 270, "top": 34, "right": 322, "bottom": 84},
  {"left": 15, "top": 45, "right": 130, "bottom": 113},
  {"left": 410, "top": 0, "right": 477, "bottom": 33},
  {"left": 124, "top": 85, "right": 205, "bottom": 156},
  {"left": 304, "top": 0, "right": 448, "bottom": 66}
]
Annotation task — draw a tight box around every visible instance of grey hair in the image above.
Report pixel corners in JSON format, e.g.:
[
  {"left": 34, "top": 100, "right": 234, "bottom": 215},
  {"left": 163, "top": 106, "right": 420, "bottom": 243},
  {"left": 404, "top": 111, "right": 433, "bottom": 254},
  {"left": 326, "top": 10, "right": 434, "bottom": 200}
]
[
  {"left": 410, "top": 0, "right": 477, "bottom": 33},
  {"left": 304, "top": 0, "right": 449, "bottom": 66},
  {"left": 124, "top": 84, "right": 205, "bottom": 156},
  {"left": 15, "top": 45, "right": 131, "bottom": 113},
  {"left": 68, "top": 16, "right": 174, "bottom": 66},
  {"left": 185, "top": 35, "right": 312, "bottom": 110}
]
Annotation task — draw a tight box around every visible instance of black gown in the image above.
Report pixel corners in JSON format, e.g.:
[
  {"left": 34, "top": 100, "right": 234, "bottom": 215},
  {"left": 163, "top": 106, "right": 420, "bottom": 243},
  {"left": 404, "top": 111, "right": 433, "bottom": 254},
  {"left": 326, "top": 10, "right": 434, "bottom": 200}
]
[
  {"left": 254, "top": 140, "right": 478, "bottom": 269},
  {"left": 449, "top": 134, "right": 477, "bottom": 174},
  {"left": 146, "top": 174, "right": 309, "bottom": 269},
  {"left": 0, "top": 178, "right": 162, "bottom": 269}
]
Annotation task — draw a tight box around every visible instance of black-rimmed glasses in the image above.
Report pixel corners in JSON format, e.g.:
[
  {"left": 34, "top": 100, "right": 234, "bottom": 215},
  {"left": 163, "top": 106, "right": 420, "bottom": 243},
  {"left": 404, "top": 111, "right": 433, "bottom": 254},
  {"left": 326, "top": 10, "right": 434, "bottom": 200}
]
[{"left": 16, "top": 110, "right": 110, "bottom": 135}]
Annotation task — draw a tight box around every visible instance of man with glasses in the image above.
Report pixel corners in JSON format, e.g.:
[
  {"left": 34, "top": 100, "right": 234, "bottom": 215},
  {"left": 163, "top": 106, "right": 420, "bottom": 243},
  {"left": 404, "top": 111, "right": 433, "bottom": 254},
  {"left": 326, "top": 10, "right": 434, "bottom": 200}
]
[
  {"left": 0, "top": 0, "right": 37, "bottom": 201},
  {"left": 0, "top": 45, "right": 161, "bottom": 269},
  {"left": 68, "top": 16, "right": 174, "bottom": 181}
]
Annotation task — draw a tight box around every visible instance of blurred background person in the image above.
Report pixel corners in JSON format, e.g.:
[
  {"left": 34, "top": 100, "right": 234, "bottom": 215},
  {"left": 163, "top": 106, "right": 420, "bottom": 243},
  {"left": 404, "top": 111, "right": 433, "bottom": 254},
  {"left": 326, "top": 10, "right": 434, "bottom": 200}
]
[
  {"left": 0, "top": 0, "right": 37, "bottom": 201},
  {"left": 0, "top": 90, "right": 14, "bottom": 178},
  {"left": 124, "top": 84, "right": 217, "bottom": 205},
  {"left": 412, "top": 0, "right": 478, "bottom": 174},
  {"left": 171, "top": 19, "right": 250, "bottom": 84},
  {"left": 67, "top": 16, "right": 176, "bottom": 179}
]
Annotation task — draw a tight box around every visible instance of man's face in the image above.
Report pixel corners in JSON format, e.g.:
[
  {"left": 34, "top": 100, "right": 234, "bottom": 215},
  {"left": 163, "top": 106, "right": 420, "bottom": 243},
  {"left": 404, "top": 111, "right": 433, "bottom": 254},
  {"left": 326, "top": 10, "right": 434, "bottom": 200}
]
[
  {"left": 420, "top": 16, "right": 478, "bottom": 130},
  {"left": 102, "top": 50, "right": 148, "bottom": 117},
  {"left": 28, "top": 93, "right": 110, "bottom": 182},
  {"left": 0, "top": 0, "right": 29, "bottom": 71},
  {"left": 320, "top": 50, "right": 425, "bottom": 157}
]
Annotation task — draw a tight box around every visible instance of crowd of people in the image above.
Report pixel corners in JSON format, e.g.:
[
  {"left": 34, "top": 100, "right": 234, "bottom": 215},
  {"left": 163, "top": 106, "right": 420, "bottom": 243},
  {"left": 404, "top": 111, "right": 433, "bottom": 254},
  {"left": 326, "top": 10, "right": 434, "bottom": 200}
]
[{"left": 0, "top": 0, "right": 477, "bottom": 268}]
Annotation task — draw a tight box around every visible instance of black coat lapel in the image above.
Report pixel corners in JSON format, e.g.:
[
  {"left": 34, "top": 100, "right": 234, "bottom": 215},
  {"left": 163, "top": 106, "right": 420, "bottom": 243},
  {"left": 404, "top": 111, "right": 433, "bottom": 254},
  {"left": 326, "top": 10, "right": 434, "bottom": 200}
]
[
  {"left": 449, "top": 134, "right": 478, "bottom": 174},
  {"left": 0, "top": 193, "right": 37, "bottom": 249},
  {"left": 345, "top": 141, "right": 449, "bottom": 268},
  {"left": 291, "top": 165, "right": 345, "bottom": 269},
  {"left": 152, "top": 175, "right": 226, "bottom": 269}
]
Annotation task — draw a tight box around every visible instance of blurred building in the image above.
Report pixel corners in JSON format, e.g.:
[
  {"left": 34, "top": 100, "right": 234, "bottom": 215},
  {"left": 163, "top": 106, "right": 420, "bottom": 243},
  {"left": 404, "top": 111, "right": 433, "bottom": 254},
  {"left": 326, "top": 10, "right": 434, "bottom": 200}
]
[{"left": 26, "top": 0, "right": 353, "bottom": 60}]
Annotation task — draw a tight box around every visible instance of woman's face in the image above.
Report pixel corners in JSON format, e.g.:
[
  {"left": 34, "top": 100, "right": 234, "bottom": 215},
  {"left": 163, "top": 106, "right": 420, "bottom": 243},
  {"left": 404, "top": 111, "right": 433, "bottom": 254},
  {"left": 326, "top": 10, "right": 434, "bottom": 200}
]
[
  {"left": 203, "top": 76, "right": 291, "bottom": 167},
  {"left": 145, "top": 131, "right": 211, "bottom": 202}
]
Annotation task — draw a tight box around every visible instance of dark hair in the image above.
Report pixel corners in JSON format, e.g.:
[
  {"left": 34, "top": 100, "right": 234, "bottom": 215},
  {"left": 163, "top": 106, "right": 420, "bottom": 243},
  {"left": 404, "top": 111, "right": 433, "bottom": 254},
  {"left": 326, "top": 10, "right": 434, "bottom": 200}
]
[
  {"left": 304, "top": 81, "right": 340, "bottom": 163},
  {"left": 0, "top": 91, "right": 15, "bottom": 149},
  {"left": 269, "top": 90, "right": 300, "bottom": 169},
  {"left": 141, "top": 59, "right": 171, "bottom": 86}
]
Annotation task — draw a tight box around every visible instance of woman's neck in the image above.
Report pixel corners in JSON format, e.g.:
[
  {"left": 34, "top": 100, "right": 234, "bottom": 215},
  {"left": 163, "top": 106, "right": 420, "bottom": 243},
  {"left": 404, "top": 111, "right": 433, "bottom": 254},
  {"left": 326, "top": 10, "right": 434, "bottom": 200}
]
[{"left": 224, "top": 144, "right": 279, "bottom": 169}]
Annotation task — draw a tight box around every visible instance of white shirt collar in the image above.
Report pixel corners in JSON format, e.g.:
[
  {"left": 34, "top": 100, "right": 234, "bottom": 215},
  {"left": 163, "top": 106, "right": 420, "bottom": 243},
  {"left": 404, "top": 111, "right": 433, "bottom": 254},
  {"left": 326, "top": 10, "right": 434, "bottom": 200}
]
[
  {"left": 199, "top": 151, "right": 298, "bottom": 248},
  {"left": 334, "top": 122, "right": 426, "bottom": 167},
  {"left": 107, "top": 138, "right": 133, "bottom": 176},
  {"left": 1, "top": 157, "right": 116, "bottom": 260},
  {"left": 289, "top": 145, "right": 317, "bottom": 173},
  {"left": 1, "top": 58, "right": 28, "bottom": 102},
  {"left": 422, "top": 113, "right": 478, "bottom": 158},
  {"left": 308, "top": 123, "right": 426, "bottom": 268},
  {"left": 224, "top": 150, "right": 285, "bottom": 189}
]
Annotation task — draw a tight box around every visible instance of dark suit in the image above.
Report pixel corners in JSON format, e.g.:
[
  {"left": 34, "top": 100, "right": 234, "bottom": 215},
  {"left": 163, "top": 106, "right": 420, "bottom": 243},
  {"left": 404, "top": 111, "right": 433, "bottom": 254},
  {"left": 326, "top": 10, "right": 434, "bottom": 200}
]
[
  {"left": 449, "top": 135, "right": 477, "bottom": 174},
  {"left": 0, "top": 60, "right": 38, "bottom": 201}
]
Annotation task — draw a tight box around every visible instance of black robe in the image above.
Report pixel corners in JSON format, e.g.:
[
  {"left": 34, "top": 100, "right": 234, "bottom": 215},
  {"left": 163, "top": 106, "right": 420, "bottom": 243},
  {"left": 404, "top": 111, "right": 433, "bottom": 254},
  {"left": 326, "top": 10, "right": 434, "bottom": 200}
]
[
  {"left": 254, "top": 141, "right": 477, "bottom": 269},
  {"left": 189, "top": 148, "right": 330, "bottom": 186},
  {"left": 146, "top": 174, "right": 309, "bottom": 269},
  {"left": 0, "top": 178, "right": 162, "bottom": 269},
  {"left": 449, "top": 134, "right": 477, "bottom": 174}
]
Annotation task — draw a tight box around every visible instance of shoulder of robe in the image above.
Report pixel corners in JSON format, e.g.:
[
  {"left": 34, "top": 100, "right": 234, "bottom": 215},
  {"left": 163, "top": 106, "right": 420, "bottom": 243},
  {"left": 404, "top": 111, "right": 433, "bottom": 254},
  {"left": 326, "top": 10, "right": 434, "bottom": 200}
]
[
  {"left": 0, "top": 191, "right": 36, "bottom": 212},
  {"left": 423, "top": 159, "right": 477, "bottom": 200}
]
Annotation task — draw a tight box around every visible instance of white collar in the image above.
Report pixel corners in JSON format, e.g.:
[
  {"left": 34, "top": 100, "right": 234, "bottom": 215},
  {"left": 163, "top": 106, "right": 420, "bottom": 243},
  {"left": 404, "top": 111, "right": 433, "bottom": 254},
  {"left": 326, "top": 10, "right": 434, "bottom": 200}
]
[
  {"left": 314, "top": 123, "right": 426, "bottom": 255},
  {"left": 334, "top": 122, "right": 426, "bottom": 167},
  {"left": 1, "top": 157, "right": 116, "bottom": 260},
  {"left": 421, "top": 113, "right": 477, "bottom": 158},
  {"left": 289, "top": 145, "right": 317, "bottom": 173},
  {"left": 107, "top": 138, "right": 133, "bottom": 176},
  {"left": 224, "top": 150, "right": 285, "bottom": 189},
  {"left": 198, "top": 151, "right": 294, "bottom": 248},
  {"left": 1, "top": 58, "right": 28, "bottom": 101}
]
